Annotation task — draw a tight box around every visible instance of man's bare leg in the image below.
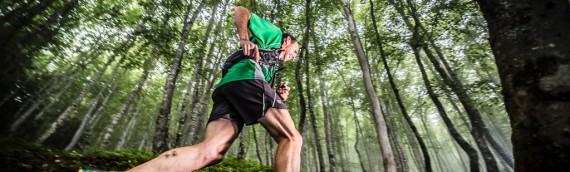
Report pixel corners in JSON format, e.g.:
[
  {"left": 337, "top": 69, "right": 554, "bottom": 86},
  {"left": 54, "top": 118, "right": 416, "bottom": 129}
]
[
  {"left": 127, "top": 119, "right": 239, "bottom": 172},
  {"left": 258, "top": 108, "right": 303, "bottom": 172}
]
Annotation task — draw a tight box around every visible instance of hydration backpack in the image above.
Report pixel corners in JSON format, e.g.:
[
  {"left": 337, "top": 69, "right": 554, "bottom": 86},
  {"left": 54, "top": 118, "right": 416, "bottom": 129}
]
[{"left": 221, "top": 48, "right": 281, "bottom": 77}]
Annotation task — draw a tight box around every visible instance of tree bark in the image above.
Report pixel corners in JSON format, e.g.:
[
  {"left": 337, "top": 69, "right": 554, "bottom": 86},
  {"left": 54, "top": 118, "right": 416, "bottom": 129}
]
[
  {"left": 295, "top": 0, "right": 311, "bottom": 135},
  {"left": 369, "top": 1, "right": 432, "bottom": 171},
  {"left": 316, "top": 41, "right": 337, "bottom": 172},
  {"left": 413, "top": 44, "right": 480, "bottom": 172},
  {"left": 386, "top": 0, "right": 500, "bottom": 170},
  {"left": 474, "top": 0, "right": 570, "bottom": 171},
  {"left": 153, "top": 0, "right": 205, "bottom": 152},
  {"left": 64, "top": 67, "right": 128, "bottom": 150},
  {"left": 305, "top": 49, "right": 326, "bottom": 171},
  {"left": 101, "top": 51, "right": 154, "bottom": 147},
  {"left": 340, "top": 1, "right": 396, "bottom": 171},
  {"left": 115, "top": 109, "right": 139, "bottom": 150},
  {"left": 176, "top": 1, "right": 221, "bottom": 146}
]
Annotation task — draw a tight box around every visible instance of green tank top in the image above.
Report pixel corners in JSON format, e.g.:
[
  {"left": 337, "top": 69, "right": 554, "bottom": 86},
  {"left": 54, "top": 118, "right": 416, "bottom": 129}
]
[{"left": 215, "top": 12, "right": 282, "bottom": 88}]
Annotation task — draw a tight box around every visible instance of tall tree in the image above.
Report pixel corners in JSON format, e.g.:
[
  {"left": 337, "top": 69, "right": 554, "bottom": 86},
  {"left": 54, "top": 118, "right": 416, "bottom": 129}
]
[
  {"left": 474, "top": 0, "right": 570, "bottom": 171},
  {"left": 316, "top": 39, "right": 337, "bottom": 172},
  {"left": 295, "top": 0, "right": 311, "bottom": 134},
  {"left": 412, "top": 40, "right": 480, "bottom": 171},
  {"left": 153, "top": 0, "right": 205, "bottom": 152},
  {"left": 176, "top": 1, "right": 222, "bottom": 146},
  {"left": 36, "top": 46, "right": 127, "bottom": 144},
  {"left": 340, "top": 0, "right": 396, "bottom": 171},
  {"left": 368, "top": 0, "right": 432, "bottom": 171}
]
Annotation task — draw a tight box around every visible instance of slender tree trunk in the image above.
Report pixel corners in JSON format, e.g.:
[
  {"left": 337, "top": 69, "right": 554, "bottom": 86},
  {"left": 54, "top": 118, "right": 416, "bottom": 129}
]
[
  {"left": 411, "top": 33, "right": 481, "bottom": 171},
  {"left": 306, "top": 53, "right": 326, "bottom": 171},
  {"left": 383, "top": 100, "right": 408, "bottom": 172},
  {"left": 175, "top": 2, "right": 221, "bottom": 146},
  {"left": 64, "top": 67, "right": 128, "bottom": 150},
  {"left": 340, "top": 1, "right": 396, "bottom": 171},
  {"left": 416, "top": 0, "right": 514, "bottom": 168},
  {"left": 423, "top": 40, "right": 499, "bottom": 172},
  {"left": 115, "top": 111, "right": 138, "bottom": 150},
  {"left": 101, "top": 52, "right": 154, "bottom": 147},
  {"left": 474, "top": 1, "right": 570, "bottom": 170},
  {"left": 337, "top": 69, "right": 369, "bottom": 171},
  {"left": 252, "top": 126, "right": 264, "bottom": 164},
  {"left": 369, "top": 1, "right": 432, "bottom": 171},
  {"left": 10, "top": 71, "right": 77, "bottom": 135},
  {"left": 8, "top": 47, "right": 100, "bottom": 134},
  {"left": 386, "top": 0, "right": 500, "bottom": 170},
  {"left": 153, "top": 0, "right": 205, "bottom": 152},
  {"left": 35, "top": 49, "right": 125, "bottom": 144},
  {"left": 316, "top": 43, "right": 337, "bottom": 172},
  {"left": 237, "top": 126, "right": 248, "bottom": 160},
  {"left": 295, "top": 0, "right": 311, "bottom": 135}
]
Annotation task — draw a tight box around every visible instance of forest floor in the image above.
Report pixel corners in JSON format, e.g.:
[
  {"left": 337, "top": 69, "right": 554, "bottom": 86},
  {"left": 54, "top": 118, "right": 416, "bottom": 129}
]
[{"left": 0, "top": 139, "right": 272, "bottom": 171}]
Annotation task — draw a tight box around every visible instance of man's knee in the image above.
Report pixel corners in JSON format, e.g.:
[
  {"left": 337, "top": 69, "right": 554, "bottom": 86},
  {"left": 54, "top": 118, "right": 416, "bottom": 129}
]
[
  {"left": 277, "top": 131, "right": 303, "bottom": 148},
  {"left": 294, "top": 133, "right": 303, "bottom": 149}
]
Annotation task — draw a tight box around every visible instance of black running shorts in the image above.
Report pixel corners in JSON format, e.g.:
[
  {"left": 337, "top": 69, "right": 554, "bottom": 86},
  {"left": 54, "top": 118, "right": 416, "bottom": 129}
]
[{"left": 208, "top": 79, "right": 287, "bottom": 130}]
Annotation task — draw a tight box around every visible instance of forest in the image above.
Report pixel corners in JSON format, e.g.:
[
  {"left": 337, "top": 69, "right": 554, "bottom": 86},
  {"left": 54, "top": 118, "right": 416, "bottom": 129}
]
[{"left": 1, "top": 0, "right": 568, "bottom": 171}]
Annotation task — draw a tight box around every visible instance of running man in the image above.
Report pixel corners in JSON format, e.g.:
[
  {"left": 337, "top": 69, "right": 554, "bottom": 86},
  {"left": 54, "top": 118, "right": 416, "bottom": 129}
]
[{"left": 128, "top": 6, "right": 302, "bottom": 172}]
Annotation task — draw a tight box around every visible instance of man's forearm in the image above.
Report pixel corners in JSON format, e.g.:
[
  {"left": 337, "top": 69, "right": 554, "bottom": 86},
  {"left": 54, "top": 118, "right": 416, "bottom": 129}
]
[{"left": 234, "top": 6, "right": 250, "bottom": 40}]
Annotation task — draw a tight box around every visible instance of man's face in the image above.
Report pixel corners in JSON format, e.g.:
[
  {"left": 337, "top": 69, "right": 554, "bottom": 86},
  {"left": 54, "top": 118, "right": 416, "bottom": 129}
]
[{"left": 280, "top": 41, "right": 299, "bottom": 62}]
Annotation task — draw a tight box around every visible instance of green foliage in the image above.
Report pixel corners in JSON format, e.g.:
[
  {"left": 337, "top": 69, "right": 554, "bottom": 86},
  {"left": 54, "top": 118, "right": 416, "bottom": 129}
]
[
  {"left": 0, "top": 138, "right": 157, "bottom": 171},
  {"left": 197, "top": 157, "right": 273, "bottom": 172}
]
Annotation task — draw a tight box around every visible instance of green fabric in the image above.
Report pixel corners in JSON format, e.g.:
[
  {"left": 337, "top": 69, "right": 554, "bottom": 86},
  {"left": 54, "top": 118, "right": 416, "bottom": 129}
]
[
  {"left": 215, "top": 12, "right": 282, "bottom": 88},
  {"left": 249, "top": 13, "right": 282, "bottom": 49}
]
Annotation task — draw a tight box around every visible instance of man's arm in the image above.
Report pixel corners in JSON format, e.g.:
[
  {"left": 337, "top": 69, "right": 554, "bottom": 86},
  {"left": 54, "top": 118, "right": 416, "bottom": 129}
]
[{"left": 234, "top": 6, "right": 259, "bottom": 60}]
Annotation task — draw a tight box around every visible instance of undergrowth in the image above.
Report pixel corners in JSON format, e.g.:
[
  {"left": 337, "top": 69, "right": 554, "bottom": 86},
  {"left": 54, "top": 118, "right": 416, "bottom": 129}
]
[{"left": 0, "top": 139, "right": 271, "bottom": 171}]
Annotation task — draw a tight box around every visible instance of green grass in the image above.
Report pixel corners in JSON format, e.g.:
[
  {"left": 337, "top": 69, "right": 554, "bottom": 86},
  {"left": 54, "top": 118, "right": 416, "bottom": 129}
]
[{"left": 0, "top": 139, "right": 271, "bottom": 171}]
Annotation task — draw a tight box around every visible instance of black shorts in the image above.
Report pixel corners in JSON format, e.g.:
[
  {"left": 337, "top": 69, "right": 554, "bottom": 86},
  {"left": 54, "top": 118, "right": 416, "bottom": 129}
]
[{"left": 208, "top": 79, "right": 287, "bottom": 130}]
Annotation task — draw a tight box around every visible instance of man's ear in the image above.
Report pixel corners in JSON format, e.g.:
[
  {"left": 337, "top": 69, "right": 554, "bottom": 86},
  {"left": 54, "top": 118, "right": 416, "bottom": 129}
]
[{"left": 284, "top": 36, "right": 291, "bottom": 45}]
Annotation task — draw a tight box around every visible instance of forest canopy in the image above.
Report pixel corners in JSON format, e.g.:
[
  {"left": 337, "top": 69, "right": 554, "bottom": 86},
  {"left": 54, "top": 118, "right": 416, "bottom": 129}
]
[{"left": 1, "top": 0, "right": 568, "bottom": 171}]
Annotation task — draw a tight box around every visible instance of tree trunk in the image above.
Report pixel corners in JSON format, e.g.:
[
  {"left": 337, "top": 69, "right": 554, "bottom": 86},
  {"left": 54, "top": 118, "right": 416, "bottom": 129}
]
[
  {"left": 35, "top": 49, "right": 124, "bottom": 144},
  {"left": 306, "top": 51, "right": 326, "bottom": 171},
  {"left": 115, "top": 110, "right": 139, "bottom": 150},
  {"left": 175, "top": 1, "right": 221, "bottom": 146},
  {"left": 474, "top": 0, "right": 570, "bottom": 171},
  {"left": 153, "top": 0, "right": 205, "bottom": 152},
  {"left": 316, "top": 43, "right": 337, "bottom": 172},
  {"left": 101, "top": 51, "right": 154, "bottom": 147},
  {"left": 340, "top": 1, "right": 396, "bottom": 171},
  {"left": 295, "top": 0, "right": 311, "bottom": 135},
  {"left": 64, "top": 67, "right": 128, "bottom": 150},
  {"left": 8, "top": 47, "right": 100, "bottom": 134},
  {"left": 252, "top": 126, "right": 264, "bottom": 164},
  {"left": 383, "top": 100, "right": 408, "bottom": 172},
  {"left": 386, "top": 0, "right": 500, "bottom": 170},
  {"left": 413, "top": 0, "right": 515, "bottom": 168},
  {"left": 413, "top": 45, "right": 480, "bottom": 171},
  {"left": 337, "top": 69, "right": 368, "bottom": 172},
  {"left": 369, "top": 1, "right": 432, "bottom": 171},
  {"left": 237, "top": 126, "right": 248, "bottom": 160}
]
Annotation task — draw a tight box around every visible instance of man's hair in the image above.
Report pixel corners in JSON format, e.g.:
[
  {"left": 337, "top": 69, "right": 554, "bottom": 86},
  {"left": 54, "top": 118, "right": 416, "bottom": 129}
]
[{"left": 282, "top": 33, "right": 297, "bottom": 43}]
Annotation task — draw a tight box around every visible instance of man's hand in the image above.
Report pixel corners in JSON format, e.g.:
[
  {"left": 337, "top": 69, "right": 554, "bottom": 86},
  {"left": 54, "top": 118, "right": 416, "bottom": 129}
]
[
  {"left": 240, "top": 39, "right": 261, "bottom": 62},
  {"left": 277, "top": 82, "right": 290, "bottom": 101}
]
